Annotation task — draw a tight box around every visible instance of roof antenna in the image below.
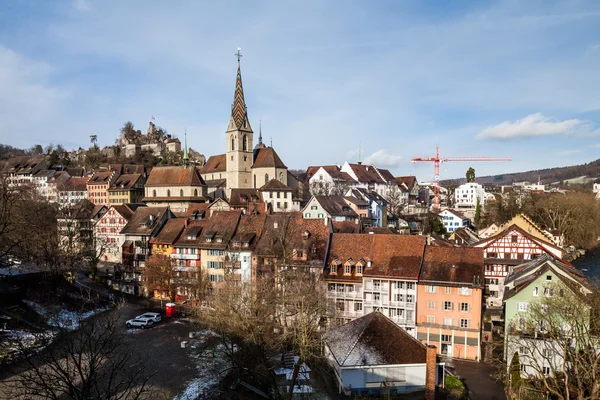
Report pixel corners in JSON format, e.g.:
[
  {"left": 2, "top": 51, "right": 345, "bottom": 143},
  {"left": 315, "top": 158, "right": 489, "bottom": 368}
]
[
  {"left": 270, "top": 136, "right": 273, "bottom": 147},
  {"left": 258, "top": 120, "right": 263, "bottom": 145},
  {"left": 358, "top": 141, "right": 362, "bottom": 165}
]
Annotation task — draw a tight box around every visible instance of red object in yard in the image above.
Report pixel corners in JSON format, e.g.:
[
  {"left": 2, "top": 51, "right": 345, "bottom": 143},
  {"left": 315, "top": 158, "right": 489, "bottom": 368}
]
[{"left": 166, "top": 302, "right": 176, "bottom": 317}]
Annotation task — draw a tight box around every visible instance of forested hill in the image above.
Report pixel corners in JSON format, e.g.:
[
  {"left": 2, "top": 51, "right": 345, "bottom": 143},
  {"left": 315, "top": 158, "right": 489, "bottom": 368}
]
[{"left": 442, "top": 158, "right": 600, "bottom": 186}]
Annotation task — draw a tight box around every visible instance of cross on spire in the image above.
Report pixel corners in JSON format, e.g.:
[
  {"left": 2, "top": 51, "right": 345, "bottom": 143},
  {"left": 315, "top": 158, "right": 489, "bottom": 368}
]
[{"left": 235, "top": 47, "right": 243, "bottom": 64}]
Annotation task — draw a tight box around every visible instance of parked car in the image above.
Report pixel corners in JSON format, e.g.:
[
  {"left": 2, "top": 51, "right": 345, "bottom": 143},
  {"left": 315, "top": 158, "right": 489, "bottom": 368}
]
[
  {"left": 125, "top": 318, "right": 154, "bottom": 329},
  {"left": 135, "top": 312, "right": 161, "bottom": 323}
]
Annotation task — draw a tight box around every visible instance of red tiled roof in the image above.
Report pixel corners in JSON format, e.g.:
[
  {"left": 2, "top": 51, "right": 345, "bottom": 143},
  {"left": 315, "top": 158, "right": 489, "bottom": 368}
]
[
  {"left": 230, "top": 214, "right": 267, "bottom": 250},
  {"left": 199, "top": 154, "right": 226, "bottom": 174},
  {"left": 253, "top": 147, "right": 287, "bottom": 169},
  {"left": 87, "top": 171, "right": 115, "bottom": 185},
  {"left": 146, "top": 166, "right": 205, "bottom": 187},
  {"left": 108, "top": 173, "right": 143, "bottom": 190},
  {"left": 314, "top": 196, "right": 358, "bottom": 218},
  {"left": 420, "top": 246, "right": 484, "bottom": 285},
  {"left": 333, "top": 220, "right": 360, "bottom": 233},
  {"left": 120, "top": 206, "right": 171, "bottom": 235},
  {"left": 173, "top": 220, "right": 210, "bottom": 247},
  {"left": 395, "top": 176, "right": 417, "bottom": 189},
  {"left": 150, "top": 219, "right": 185, "bottom": 245},
  {"left": 305, "top": 165, "right": 354, "bottom": 182},
  {"left": 346, "top": 163, "right": 385, "bottom": 184},
  {"left": 260, "top": 179, "right": 292, "bottom": 191},
  {"left": 229, "top": 189, "right": 263, "bottom": 206},
  {"left": 197, "top": 210, "right": 242, "bottom": 249},
  {"left": 112, "top": 204, "right": 136, "bottom": 220},
  {"left": 326, "top": 234, "right": 427, "bottom": 279},
  {"left": 62, "top": 177, "right": 88, "bottom": 191}
]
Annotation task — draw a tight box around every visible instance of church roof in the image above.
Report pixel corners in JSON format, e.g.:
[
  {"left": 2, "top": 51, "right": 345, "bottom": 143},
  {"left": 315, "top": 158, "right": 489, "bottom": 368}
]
[
  {"left": 199, "top": 154, "right": 226, "bottom": 174},
  {"left": 253, "top": 147, "right": 287, "bottom": 169},
  {"left": 230, "top": 63, "right": 252, "bottom": 131},
  {"left": 146, "top": 166, "right": 206, "bottom": 187}
]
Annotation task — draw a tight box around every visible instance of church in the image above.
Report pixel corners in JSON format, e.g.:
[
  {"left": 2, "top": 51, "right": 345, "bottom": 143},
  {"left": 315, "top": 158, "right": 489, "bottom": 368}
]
[{"left": 199, "top": 53, "right": 297, "bottom": 198}]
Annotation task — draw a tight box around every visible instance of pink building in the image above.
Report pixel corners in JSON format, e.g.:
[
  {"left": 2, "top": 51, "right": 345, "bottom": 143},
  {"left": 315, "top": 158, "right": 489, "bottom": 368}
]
[{"left": 416, "top": 247, "right": 484, "bottom": 360}]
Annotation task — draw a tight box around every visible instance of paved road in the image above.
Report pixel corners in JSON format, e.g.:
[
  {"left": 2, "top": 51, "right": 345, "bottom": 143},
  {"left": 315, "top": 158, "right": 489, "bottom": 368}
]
[{"left": 445, "top": 358, "right": 506, "bottom": 400}]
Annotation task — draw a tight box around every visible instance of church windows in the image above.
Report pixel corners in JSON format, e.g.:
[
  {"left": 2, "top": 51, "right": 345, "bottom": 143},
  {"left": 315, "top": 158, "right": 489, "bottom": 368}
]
[
  {"left": 153, "top": 190, "right": 156, "bottom": 197},
  {"left": 253, "top": 175, "right": 256, "bottom": 188},
  {"left": 265, "top": 174, "right": 269, "bottom": 184},
  {"left": 231, "top": 137, "right": 235, "bottom": 151},
  {"left": 244, "top": 156, "right": 247, "bottom": 161},
  {"left": 180, "top": 189, "right": 184, "bottom": 197},
  {"left": 194, "top": 189, "right": 198, "bottom": 197},
  {"left": 167, "top": 190, "right": 171, "bottom": 197},
  {"left": 279, "top": 172, "right": 284, "bottom": 183},
  {"left": 243, "top": 135, "right": 247, "bottom": 151}
]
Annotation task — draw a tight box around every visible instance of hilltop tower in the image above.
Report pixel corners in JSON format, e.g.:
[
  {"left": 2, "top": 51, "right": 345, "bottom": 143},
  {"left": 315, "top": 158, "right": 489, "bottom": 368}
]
[{"left": 225, "top": 49, "right": 254, "bottom": 195}]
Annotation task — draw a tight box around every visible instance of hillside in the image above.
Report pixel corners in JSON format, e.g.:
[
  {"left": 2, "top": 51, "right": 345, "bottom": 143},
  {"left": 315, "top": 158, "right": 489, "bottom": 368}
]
[{"left": 442, "top": 158, "right": 600, "bottom": 186}]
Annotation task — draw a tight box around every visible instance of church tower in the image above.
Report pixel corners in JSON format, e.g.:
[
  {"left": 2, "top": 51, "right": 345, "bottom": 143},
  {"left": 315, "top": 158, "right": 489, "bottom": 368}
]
[{"left": 225, "top": 49, "right": 254, "bottom": 195}]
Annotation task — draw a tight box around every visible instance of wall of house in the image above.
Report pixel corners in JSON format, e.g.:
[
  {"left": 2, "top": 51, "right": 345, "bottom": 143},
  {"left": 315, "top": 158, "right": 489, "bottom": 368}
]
[
  {"left": 302, "top": 198, "right": 328, "bottom": 219},
  {"left": 263, "top": 190, "right": 295, "bottom": 211},
  {"left": 253, "top": 166, "right": 288, "bottom": 188},
  {"left": 416, "top": 285, "right": 482, "bottom": 360},
  {"left": 363, "top": 278, "right": 418, "bottom": 336},
  {"left": 88, "top": 182, "right": 110, "bottom": 205},
  {"left": 201, "top": 248, "right": 226, "bottom": 284},
  {"left": 340, "top": 364, "right": 427, "bottom": 393}
]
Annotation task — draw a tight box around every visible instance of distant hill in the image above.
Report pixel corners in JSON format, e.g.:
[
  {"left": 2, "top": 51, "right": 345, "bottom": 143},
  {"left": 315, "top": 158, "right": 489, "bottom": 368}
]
[{"left": 442, "top": 158, "right": 600, "bottom": 186}]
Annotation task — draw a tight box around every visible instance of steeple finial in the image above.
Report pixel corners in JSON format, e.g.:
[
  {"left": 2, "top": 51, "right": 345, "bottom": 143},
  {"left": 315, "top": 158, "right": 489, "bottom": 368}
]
[
  {"left": 183, "top": 129, "right": 189, "bottom": 169},
  {"left": 259, "top": 120, "right": 263, "bottom": 145},
  {"left": 230, "top": 48, "right": 251, "bottom": 130}
]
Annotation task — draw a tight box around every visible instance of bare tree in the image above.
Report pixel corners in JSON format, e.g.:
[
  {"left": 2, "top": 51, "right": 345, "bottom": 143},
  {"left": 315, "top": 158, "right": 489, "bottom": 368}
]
[
  {"left": 504, "top": 282, "right": 600, "bottom": 400},
  {"left": 385, "top": 185, "right": 404, "bottom": 223},
  {"left": 2, "top": 308, "right": 156, "bottom": 400}
]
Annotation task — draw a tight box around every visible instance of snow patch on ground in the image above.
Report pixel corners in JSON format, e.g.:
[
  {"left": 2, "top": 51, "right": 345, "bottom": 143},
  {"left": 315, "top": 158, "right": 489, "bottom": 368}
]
[
  {"left": 174, "top": 330, "right": 230, "bottom": 400},
  {"left": 22, "top": 300, "right": 109, "bottom": 330}
]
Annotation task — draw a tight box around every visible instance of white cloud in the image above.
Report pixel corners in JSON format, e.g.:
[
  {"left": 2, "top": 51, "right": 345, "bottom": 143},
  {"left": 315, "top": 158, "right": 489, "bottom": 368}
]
[
  {"left": 476, "top": 113, "right": 599, "bottom": 140},
  {"left": 363, "top": 150, "right": 403, "bottom": 168}
]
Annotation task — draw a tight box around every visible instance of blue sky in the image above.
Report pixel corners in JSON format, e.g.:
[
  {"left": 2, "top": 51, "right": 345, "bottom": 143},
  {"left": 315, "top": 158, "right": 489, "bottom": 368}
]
[{"left": 1, "top": 0, "right": 600, "bottom": 181}]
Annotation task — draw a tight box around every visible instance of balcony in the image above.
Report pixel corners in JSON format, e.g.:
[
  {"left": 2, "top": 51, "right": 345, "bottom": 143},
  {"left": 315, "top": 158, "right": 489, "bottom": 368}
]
[
  {"left": 336, "top": 310, "right": 362, "bottom": 318},
  {"left": 225, "top": 260, "right": 241, "bottom": 269},
  {"left": 327, "top": 291, "right": 362, "bottom": 300},
  {"left": 171, "top": 254, "right": 201, "bottom": 260},
  {"left": 418, "top": 321, "right": 480, "bottom": 333}
]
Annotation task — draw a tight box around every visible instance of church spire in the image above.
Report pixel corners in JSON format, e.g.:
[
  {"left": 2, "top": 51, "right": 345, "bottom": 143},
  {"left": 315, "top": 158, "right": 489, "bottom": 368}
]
[
  {"left": 231, "top": 48, "right": 251, "bottom": 130},
  {"left": 183, "top": 130, "right": 189, "bottom": 168},
  {"left": 258, "top": 120, "right": 263, "bottom": 145}
]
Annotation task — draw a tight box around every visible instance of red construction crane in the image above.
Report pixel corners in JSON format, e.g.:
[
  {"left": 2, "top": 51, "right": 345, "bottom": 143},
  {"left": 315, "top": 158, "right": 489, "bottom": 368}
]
[{"left": 411, "top": 146, "right": 511, "bottom": 212}]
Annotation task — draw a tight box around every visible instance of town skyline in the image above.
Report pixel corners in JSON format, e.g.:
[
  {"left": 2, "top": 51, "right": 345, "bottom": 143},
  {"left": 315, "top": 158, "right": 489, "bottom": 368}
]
[{"left": 1, "top": 1, "right": 600, "bottom": 181}]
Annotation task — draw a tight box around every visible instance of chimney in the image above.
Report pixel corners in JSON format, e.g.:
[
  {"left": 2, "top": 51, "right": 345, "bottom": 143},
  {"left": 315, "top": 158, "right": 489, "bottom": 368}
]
[
  {"left": 274, "top": 222, "right": 278, "bottom": 229},
  {"left": 425, "top": 345, "right": 437, "bottom": 400},
  {"left": 324, "top": 216, "right": 329, "bottom": 226}
]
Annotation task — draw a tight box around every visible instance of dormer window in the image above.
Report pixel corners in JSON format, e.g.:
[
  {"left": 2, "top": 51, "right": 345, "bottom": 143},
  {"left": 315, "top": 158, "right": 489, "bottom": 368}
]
[
  {"left": 243, "top": 242, "right": 249, "bottom": 248},
  {"left": 356, "top": 265, "right": 363, "bottom": 275},
  {"left": 344, "top": 265, "right": 351, "bottom": 275},
  {"left": 330, "top": 264, "right": 337, "bottom": 274}
]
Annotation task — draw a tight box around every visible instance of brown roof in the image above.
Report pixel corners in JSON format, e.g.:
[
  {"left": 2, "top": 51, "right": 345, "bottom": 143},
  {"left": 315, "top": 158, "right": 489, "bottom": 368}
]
[
  {"left": 120, "top": 206, "right": 171, "bottom": 235},
  {"left": 108, "top": 173, "right": 142, "bottom": 190},
  {"left": 112, "top": 204, "right": 136, "bottom": 220},
  {"left": 260, "top": 179, "right": 293, "bottom": 191},
  {"left": 325, "top": 311, "right": 427, "bottom": 367},
  {"left": 325, "top": 234, "right": 427, "bottom": 279},
  {"left": 230, "top": 214, "right": 267, "bottom": 250},
  {"left": 375, "top": 167, "right": 395, "bottom": 182},
  {"left": 395, "top": 176, "right": 417, "bottom": 189},
  {"left": 197, "top": 210, "right": 242, "bottom": 249},
  {"left": 150, "top": 219, "right": 185, "bottom": 245},
  {"left": 199, "top": 154, "right": 226, "bottom": 174},
  {"left": 343, "top": 196, "right": 369, "bottom": 207},
  {"left": 2, "top": 156, "right": 47, "bottom": 175},
  {"left": 332, "top": 220, "right": 360, "bottom": 233},
  {"left": 88, "top": 171, "right": 115, "bottom": 185},
  {"left": 173, "top": 220, "right": 210, "bottom": 248},
  {"left": 110, "top": 164, "right": 145, "bottom": 175},
  {"left": 62, "top": 177, "right": 88, "bottom": 191},
  {"left": 305, "top": 165, "right": 353, "bottom": 182},
  {"left": 346, "top": 163, "right": 385, "bottom": 184},
  {"left": 229, "top": 189, "right": 263, "bottom": 206},
  {"left": 175, "top": 203, "right": 210, "bottom": 219},
  {"left": 314, "top": 196, "right": 358, "bottom": 218},
  {"left": 420, "top": 247, "right": 484, "bottom": 285},
  {"left": 253, "top": 147, "right": 287, "bottom": 169},
  {"left": 146, "top": 166, "right": 205, "bottom": 187},
  {"left": 363, "top": 227, "right": 394, "bottom": 234}
]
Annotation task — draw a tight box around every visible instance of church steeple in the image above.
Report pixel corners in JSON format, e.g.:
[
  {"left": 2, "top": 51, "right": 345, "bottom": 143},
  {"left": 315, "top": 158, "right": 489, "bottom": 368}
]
[
  {"left": 183, "top": 130, "right": 189, "bottom": 169},
  {"left": 230, "top": 48, "right": 252, "bottom": 131}
]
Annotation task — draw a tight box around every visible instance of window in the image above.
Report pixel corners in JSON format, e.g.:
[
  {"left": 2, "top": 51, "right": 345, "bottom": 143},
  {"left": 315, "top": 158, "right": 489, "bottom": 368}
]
[
  {"left": 345, "top": 265, "right": 351, "bottom": 275},
  {"left": 511, "top": 235, "right": 518, "bottom": 243},
  {"left": 194, "top": 189, "right": 198, "bottom": 197},
  {"left": 444, "top": 301, "right": 453, "bottom": 311},
  {"left": 355, "top": 303, "right": 363, "bottom": 312},
  {"left": 330, "top": 265, "right": 337, "bottom": 274},
  {"left": 277, "top": 202, "right": 280, "bottom": 209},
  {"left": 180, "top": 189, "right": 184, "bottom": 197},
  {"left": 406, "top": 310, "right": 413, "bottom": 321},
  {"left": 356, "top": 265, "right": 363, "bottom": 275},
  {"left": 542, "top": 367, "right": 550, "bottom": 375},
  {"left": 310, "top": 206, "right": 318, "bottom": 210},
  {"left": 427, "top": 315, "right": 435, "bottom": 323},
  {"left": 460, "top": 302, "right": 469, "bottom": 312},
  {"left": 265, "top": 174, "right": 269, "bottom": 184},
  {"left": 444, "top": 287, "right": 452, "bottom": 295},
  {"left": 427, "top": 300, "right": 435, "bottom": 310},
  {"left": 520, "top": 364, "right": 527, "bottom": 373},
  {"left": 459, "top": 287, "right": 471, "bottom": 296},
  {"left": 441, "top": 317, "right": 452, "bottom": 326},
  {"left": 426, "top": 285, "right": 438, "bottom": 293},
  {"left": 153, "top": 189, "right": 157, "bottom": 197},
  {"left": 542, "top": 349, "right": 552, "bottom": 357},
  {"left": 533, "top": 287, "right": 539, "bottom": 296},
  {"left": 373, "top": 280, "right": 381, "bottom": 290},
  {"left": 460, "top": 319, "right": 470, "bottom": 328},
  {"left": 441, "top": 334, "right": 451, "bottom": 342},
  {"left": 317, "top": 213, "right": 324, "bottom": 218},
  {"left": 374, "top": 293, "right": 380, "bottom": 301},
  {"left": 394, "top": 293, "right": 403, "bottom": 302},
  {"left": 284, "top": 202, "right": 288, "bottom": 209},
  {"left": 406, "top": 282, "right": 415, "bottom": 290},
  {"left": 167, "top": 189, "right": 171, "bottom": 197},
  {"left": 231, "top": 137, "right": 235, "bottom": 151},
  {"left": 546, "top": 275, "right": 552, "bottom": 281},
  {"left": 279, "top": 172, "right": 284, "bottom": 183},
  {"left": 519, "top": 346, "right": 528, "bottom": 354},
  {"left": 406, "top": 294, "right": 414, "bottom": 303},
  {"left": 544, "top": 287, "right": 554, "bottom": 297},
  {"left": 304, "top": 213, "right": 310, "bottom": 218},
  {"left": 518, "top": 302, "right": 529, "bottom": 312},
  {"left": 242, "top": 135, "right": 247, "bottom": 151},
  {"left": 277, "top": 192, "right": 280, "bottom": 199}
]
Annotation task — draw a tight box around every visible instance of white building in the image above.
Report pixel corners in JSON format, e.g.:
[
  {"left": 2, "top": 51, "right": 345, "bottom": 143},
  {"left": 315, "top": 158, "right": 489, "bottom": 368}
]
[
  {"left": 438, "top": 209, "right": 469, "bottom": 233},
  {"left": 259, "top": 179, "right": 299, "bottom": 212},
  {"left": 594, "top": 178, "right": 600, "bottom": 198},
  {"left": 454, "top": 182, "right": 486, "bottom": 208}
]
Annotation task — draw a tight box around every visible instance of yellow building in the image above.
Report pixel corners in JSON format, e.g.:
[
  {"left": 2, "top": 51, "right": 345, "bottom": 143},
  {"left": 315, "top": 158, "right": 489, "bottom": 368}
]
[
  {"left": 149, "top": 219, "right": 186, "bottom": 256},
  {"left": 107, "top": 174, "right": 145, "bottom": 205}
]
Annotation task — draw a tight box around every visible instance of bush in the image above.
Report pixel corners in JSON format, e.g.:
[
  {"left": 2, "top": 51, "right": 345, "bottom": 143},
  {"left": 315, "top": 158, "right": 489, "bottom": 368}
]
[{"left": 445, "top": 375, "right": 466, "bottom": 400}]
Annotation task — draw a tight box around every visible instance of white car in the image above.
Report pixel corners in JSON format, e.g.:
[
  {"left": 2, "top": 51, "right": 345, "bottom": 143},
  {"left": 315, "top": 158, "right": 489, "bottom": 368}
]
[
  {"left": 125, "top": 317, "right": 154, "bottom": 329},
  {"left": 135, "top": 312, "right": 161, "bottom": 323}
]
